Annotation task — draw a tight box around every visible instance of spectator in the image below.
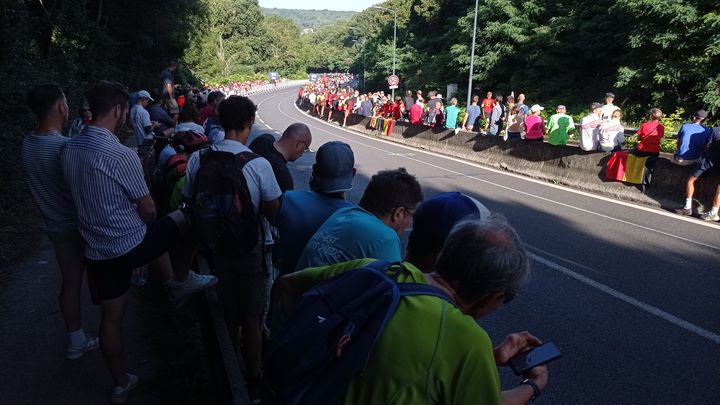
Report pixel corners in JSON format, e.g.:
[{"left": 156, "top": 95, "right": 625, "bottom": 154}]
[
  {"left": 60, "top": 81, "right": 216, "bottom": 403},
  {"left": 416, "top": 89, "right": 425, "bottom": 104},
  {"left": 505, "top": 105, "right": 524, "bottom": 140},
  {"left": 249, "top": 123, "right": 312, "bottom": 193},
  {"left": 274, "top": 141, "right": 356, "bottom": 275},
  {"left": 274, "top": 214, "right": 546, "bottom": 405},
  {"left": 463, "top": 95, "right": 482, "bottom": 131},
  {"left": 488, "top": 94, "right": 505, "bottom": 136},
  {"left": 409, "top": 101, "right": 424, "bottom": 125},
  {"left": 675, "top": 126, "right": 720, "bottom": 217},
  {"left": 546, "top": 105, "right": 575, "bottom": 145},
  {"left": 405, "top": 192, "right": 489, "bottom": 273},
  {"left": 295, "top": 168, "right": 423, "bottom": 271},
  {"left": 161, "top": 59, "right": 177, "bottom": 100},
  {"left": 147, "top": 90, "right": 176, "bottom": 136},
  {"left": 599, "top": 110, "right": 625, "bottom": 152},
  {"left": 391, "top": 97, "right": 405, "bottom": 121},
  {"left": 444, "top": 97, "right": 461, "bottom": 130},
  {"left": 182, "top": 95, "right": 282, "bottom": 399},
  {"left": 700, "top": 184, "right": 720, "bottom": 222},
  {"left": 67, "top": 100, "right": 92, "bottom": 137},
  {"left": 359, "top": 95, "right": 373, "bottom": 117},
  {"left": 22, "top": 83, "right": 98, "bottom": 361},
  {"left": 403, "top": 90, "right": 415, "bottom": 117},
  {"left": 673, "top": 110, "right": 712, "bottom": 165},
  {"left": 524, "top": 105, "right": 545, "bottom": 141},
  {"left": 601, "top": 92, "right": 620, "bottom": 121},
  {"left": 516, "top": 93, "right": 529, "bottom": 115},
  {"left": 635, "top": 108, "right": 664, "bottom": 157},
  {"left": 481, "top": 91, "right": 494, "bottom": 119},
  {"left": 425, "top": 91, "right": 441, "bottom": 125},
  {"left": 199, "top": 90, "right": 225, "bottom": 126},
  {"left": 580, "top": 102, "right": 604, "bottom": 151},
  {"left": 129, "top": 90, "right": 158, "bottom": 147},
  {"left": 175, "top": 102, "right": 204, "bottom": 134}
]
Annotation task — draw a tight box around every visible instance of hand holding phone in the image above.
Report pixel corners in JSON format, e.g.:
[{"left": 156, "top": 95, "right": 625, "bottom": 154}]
[{"left": 509, "top": 341, "right": 563, "bottom": 375}]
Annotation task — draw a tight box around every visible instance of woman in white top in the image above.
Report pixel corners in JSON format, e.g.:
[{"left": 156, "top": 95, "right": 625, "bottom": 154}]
[{"left": 599, "top": 110, "right": 625, "bottom": 152}]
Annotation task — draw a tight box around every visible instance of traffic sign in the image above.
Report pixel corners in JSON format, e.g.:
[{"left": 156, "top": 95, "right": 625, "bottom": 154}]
[{"left": 387, "top": 74, "right": 400, "bottom": 87}]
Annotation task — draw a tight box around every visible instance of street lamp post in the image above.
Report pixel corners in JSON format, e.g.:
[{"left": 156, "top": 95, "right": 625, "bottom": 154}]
[
  {"left": 349, "top": 27, "right": 366, "bottom": 92},
  {"left": 373, "top": 6, "right": 398, "bottom": 99},
  {"left": 466, "top": 0, "right": 479, "bottom": 111}
]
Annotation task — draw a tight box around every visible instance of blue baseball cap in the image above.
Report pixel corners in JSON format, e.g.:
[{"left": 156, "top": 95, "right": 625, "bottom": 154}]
[
  {"left": 408, "top": 192, "right": 490, "bottom": 253},
  {"left": 313, "top": 141, "right": 355, "bottom": 193}
]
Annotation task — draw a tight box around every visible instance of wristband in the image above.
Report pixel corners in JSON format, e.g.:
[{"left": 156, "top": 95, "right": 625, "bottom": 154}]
[{"left": 520, "top": 378, "right": 541, "bottom": 401}]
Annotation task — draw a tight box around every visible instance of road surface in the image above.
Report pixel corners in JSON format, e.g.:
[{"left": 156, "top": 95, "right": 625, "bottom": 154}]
[{"left": 249, "top": 88, "right": 720, "bottom": 405}]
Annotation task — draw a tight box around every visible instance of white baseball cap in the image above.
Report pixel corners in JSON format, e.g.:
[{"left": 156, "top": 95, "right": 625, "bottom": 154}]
[{"left": 530, "top": 104, "right": 544, "bottom": 113}]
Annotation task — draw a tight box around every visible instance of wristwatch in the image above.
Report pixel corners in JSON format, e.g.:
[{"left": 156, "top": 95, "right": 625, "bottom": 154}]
[{"left": 520, "top": 379, "right": 541, "bottom": 401}]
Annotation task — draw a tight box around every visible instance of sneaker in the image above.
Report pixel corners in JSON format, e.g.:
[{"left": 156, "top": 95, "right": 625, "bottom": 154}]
[
  {"left": 110, "top": 373, "right": 138, "bottom": 404},
  {"left": 701, "top": 211, "right": 720, "bottom": 222},
  {"left": 674, "top": 207, "right": 692, "bottom": 216},
  {"left": 170, "top": 271, "right": 218, "bottom": 298},
  {"left": 66, "top": 333, "right": 99, "bottom": 360}
]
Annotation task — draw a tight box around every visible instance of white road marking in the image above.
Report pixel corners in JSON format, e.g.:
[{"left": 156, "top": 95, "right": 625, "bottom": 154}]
[{"left": 531, "top": 252, "right": 720, "bottom": 345}]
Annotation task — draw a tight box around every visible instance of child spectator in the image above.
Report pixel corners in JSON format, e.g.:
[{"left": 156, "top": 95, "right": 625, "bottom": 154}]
[
  {"left": 481, "top": 91, "right": 494, "bottom": 119},
  {"left": 599, "top": 110, "right": 625, "bottom": 152},
  {"left": 580, "top": 103, "right": 603, "bottom": 151},
  {"left": 635, "top": 108, "right": 664, "bottom": 156},
  {"left": 444, "top": 98, "right": 461, "bottom": 130}
]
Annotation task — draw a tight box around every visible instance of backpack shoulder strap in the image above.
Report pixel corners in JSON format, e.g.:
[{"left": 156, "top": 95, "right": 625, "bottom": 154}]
[
  {"left": 397, "top": 283, "right": 455, "bottom": 306},
  {"left": 234, "top": 150, "right": 260, "bottom": 168}
]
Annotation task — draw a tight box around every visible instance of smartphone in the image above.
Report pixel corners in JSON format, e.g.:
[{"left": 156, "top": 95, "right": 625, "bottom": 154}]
[{"left": 509, "top": 341, "right": 562, "bottom": 375}]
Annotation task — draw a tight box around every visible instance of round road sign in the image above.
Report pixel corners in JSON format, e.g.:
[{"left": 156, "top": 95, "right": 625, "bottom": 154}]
[{"left": 387, "top": 75, "right": 400, "bottom": 86}]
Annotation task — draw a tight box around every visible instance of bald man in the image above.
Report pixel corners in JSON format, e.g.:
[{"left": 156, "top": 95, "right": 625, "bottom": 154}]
[{"left": 249, "top": 123, "right": 312, "bottom": 192}]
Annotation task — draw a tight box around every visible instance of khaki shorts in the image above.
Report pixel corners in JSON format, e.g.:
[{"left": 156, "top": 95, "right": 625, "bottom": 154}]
[{"left": 46, "top": 230, "right": 85, "bottom": 276}]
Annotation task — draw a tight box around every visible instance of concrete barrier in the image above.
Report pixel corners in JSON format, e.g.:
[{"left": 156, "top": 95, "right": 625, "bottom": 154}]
[{"left": 297, "top": 101, "right": 719, "bottom": 211}]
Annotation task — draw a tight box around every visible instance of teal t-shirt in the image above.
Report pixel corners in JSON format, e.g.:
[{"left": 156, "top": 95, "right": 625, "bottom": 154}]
[
  {"left": 444, "top": 105, "right": 461, "bottom": 129},
  {"left": 300, "top": 259, "right": 502, "bottom": 405},
  {"left": 295, "top": 206, "right": 401, "bottom": 272}
]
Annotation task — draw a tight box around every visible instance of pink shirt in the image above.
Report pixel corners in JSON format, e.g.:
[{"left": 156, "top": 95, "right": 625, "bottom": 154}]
[{"left": 524, "top": 115, "right": 545, "bottom": 140}]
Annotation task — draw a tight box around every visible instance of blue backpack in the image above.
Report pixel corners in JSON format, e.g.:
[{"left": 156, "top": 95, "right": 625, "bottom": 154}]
[{"left": 265, "top": 261, "right": 454, "bottom": 405}]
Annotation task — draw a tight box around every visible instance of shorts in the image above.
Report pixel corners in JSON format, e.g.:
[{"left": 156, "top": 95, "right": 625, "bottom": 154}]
[
  {"left": 214, "top": 247, "right": 268, "bottom": 319},
  {"left": 693, "top": 155, "right": 718, "bottom": 178},
  {"left": 506, "top": 131, "right": 522, "bottom": 140},
  {"left": 86, "top": 215, "right": 180, "bottom": 302},
  {"left": 525, "top": 136, "right": 544, "bottom": 142},
  {"left": 47, "top": 229, "right": 85, "bottom": 276}
]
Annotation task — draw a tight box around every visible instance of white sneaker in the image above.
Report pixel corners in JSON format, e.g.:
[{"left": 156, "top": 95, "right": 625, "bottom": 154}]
[
  {"left": 66, "top": 333, "right": 99, "bottom": 360},
  {"left": 110, "top": 373, "right": 138, "bottom": 404},
  {"left": 171, "top": 271, "right": 218, "bottom": 298}
]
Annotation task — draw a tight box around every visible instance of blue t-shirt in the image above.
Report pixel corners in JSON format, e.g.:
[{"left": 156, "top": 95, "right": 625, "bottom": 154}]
[
  {"left": 360, "top": 101, "right": 373, "bottom": 117},
  {"left": 275, "top": 191, "right": 354, "bottom": 274},
  {"left": 295, "top": 206, "right": 402, "bottom": 272},
  {"left": 445, "top": 106, "right": 460, "bottom": 129},
  {"left": 466, "top": 105, "right": 481, "bottom": 129},
  {"left": 161, "top": 68, "right": 174, "bottom": 98},
  {"left": 676, "top": 123, "right": 712, "bottom": 161}
]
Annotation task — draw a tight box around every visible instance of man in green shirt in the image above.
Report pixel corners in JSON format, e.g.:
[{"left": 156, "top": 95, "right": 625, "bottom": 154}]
[
  {"left": 275, "top": 214, "right": 549, "bottom": 405},
  {"left": 546, "top": 104, "right": 575, "bottom": 145}
]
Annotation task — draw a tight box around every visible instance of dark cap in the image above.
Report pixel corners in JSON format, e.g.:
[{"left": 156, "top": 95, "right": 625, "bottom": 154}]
[
  {"left": 409, "top": 192, "right": 490, "bottom": 252},
  {"left": 605, "top": 92, "right": 615, "bottom": 98},
  {"left": 312, "top": 141, "right": 355, "bottom": 193},
  {"left": 694, "top": 110, "right": 708, "bottom": 119}
]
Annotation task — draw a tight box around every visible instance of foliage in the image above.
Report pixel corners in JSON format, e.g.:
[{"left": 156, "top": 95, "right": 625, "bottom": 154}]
[{"left": 261, "top": 7, "right": 357, "bottom": 30}]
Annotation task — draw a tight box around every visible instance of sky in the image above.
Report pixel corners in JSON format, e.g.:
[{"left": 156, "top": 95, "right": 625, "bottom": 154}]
[{"left": 258, "top": 0, "right": 380, "bottom": 12}]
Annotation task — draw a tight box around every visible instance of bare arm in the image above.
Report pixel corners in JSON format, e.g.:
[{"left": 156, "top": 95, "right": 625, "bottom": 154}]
[
  {"left": 261, "top": 197, "right": 280, "bottom": 225},
  {"left": 135, "top": 194, "right": 157, "bottom": 223}
]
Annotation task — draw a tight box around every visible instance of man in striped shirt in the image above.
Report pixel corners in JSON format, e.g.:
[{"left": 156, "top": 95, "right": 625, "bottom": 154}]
[
  {"left": 22, "top": 83, "right": 99, "bottom": 360},
  {"left": 60, "top": 81, "right": 216, "bottom": 404}
]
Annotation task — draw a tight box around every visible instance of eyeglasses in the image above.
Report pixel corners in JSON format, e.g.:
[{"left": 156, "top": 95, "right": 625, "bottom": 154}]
[{"left": 504, "top": 291, "right": 518, "bottom": 304}]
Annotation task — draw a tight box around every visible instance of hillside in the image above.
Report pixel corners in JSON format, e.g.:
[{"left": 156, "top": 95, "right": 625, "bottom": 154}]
[{"left": 261, "top": 8, "right": 356, "bottom": 30}]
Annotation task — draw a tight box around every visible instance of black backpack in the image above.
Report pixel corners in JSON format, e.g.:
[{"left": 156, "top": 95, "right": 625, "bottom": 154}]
[
  {"left": 152, "top": 153, "right": 188, "bottom": 214},
  {"left": 191, "top": 149, "right": 260, "bottom": 257}
]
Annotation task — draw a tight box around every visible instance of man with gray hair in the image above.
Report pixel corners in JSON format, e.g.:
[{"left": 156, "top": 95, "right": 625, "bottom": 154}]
[
  {"left": 250, "top": 123, "right": 312, "bottom": 192},
  {"left": 274, "top": 214, "right": 548, "bottom": 405}
]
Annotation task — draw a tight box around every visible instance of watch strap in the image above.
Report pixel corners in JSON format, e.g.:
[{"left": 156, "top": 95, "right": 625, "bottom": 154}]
[{"left": 520, "top": 378, "right": 541, "bottom": 401}]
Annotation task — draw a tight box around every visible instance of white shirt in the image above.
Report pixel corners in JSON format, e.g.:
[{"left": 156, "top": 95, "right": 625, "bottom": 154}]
[
  {"left": 601, "top": 103, "right": 620, "bottom": 121},
  {"left": 600, "top": 119, "right": 625, "bottom": 148},
  {"left": 183, "top": 139, "right": 282, "bottom": 245},
  {"left": 580, "top": 114, "right": 603, "bottom": 151},
  {"left": 130, "top": 104, "right": 152, "bottom": 147}
]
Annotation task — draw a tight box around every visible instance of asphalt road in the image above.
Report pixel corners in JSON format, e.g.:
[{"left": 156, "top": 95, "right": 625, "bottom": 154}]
[{"left": 249, "top": 88, "right": 720, "bottom": 405}]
